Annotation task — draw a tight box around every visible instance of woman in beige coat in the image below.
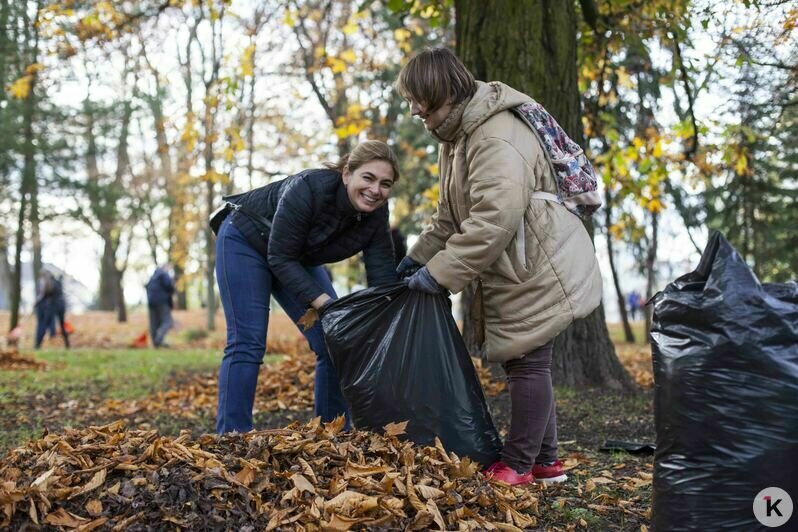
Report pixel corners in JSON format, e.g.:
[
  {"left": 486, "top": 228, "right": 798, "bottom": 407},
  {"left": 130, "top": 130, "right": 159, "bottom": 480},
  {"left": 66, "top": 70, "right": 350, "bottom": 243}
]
[{"left": 396, "top": 48, "right": 602, "bottom": 486}]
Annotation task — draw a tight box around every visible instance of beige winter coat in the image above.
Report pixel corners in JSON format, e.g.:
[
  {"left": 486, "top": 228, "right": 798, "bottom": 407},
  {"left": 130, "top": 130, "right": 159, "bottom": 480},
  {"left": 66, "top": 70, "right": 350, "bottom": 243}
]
[{"left": 409, "top": 81, "right": 603, "bottom": 362}]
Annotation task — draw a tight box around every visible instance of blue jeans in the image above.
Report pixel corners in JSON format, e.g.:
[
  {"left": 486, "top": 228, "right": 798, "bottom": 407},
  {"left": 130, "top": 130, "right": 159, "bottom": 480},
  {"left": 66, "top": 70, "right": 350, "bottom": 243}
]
[{"left": 215, "top": 217, "right": 351, "bottom": 433}]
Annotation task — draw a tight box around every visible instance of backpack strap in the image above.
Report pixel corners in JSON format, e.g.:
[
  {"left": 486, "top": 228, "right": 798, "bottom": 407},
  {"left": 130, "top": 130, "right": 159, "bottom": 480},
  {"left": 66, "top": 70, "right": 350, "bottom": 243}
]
[{"left": 530, "top": 191, "right": 562, "bottom": 204}]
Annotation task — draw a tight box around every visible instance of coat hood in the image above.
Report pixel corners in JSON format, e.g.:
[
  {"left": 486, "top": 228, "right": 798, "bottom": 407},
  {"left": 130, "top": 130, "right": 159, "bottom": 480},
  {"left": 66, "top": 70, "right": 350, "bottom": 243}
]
[{"left": 460, "top": 81, "right": 532, "bottom": 137}]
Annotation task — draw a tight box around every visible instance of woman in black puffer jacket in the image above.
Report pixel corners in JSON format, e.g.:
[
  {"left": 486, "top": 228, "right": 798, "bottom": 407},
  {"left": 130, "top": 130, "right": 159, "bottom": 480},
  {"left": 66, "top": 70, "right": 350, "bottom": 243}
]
[{"left": 214, "top": 140, "right": 400, "bottom": 433}]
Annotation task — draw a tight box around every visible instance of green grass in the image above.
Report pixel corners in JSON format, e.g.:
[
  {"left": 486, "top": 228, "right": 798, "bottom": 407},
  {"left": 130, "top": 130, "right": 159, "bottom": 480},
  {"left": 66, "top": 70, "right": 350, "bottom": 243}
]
[
  {"left": 606, "top": 320, "right": 649, "bottom": 346},
  {"left": 0, "top": 348, "right": 222, "bottom": 401}
]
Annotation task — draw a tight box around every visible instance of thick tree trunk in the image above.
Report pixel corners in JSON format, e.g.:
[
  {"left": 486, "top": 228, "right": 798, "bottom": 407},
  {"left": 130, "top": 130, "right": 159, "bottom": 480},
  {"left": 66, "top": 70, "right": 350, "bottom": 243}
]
[
  {"left": 605, "top": 189, "right": 635, "bottom": 343},
  {"left": 455, "top": 0, "right": 634, "bottom": 390}
]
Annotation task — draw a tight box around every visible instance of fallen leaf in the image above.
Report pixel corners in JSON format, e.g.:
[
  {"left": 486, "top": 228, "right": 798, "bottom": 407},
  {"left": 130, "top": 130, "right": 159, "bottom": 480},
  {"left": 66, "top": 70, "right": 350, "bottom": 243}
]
[
  {"left": 45, "top": 508, "right": 88, "bottom": 527},
  {"left": 321, "top": 512, "right": 366, "bottom": 531},
  {"left": 383, "top": 420, "right": 408, "bottom": 437},
  {"left": 416, "top": 484, "right": 444, "bottom": 500},
  {"left": 291, "top": 473, "right": 316, "bottom": 494},
  {"left": 69, "top": 469, "right": 107, "bottom": 499},
  {"left": 85, "top": 499, "right": 102, "bottom": 517}
]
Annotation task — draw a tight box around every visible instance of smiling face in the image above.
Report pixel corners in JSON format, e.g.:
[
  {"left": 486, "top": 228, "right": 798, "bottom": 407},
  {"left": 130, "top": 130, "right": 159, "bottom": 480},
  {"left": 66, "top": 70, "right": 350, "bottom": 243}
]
[
  {"left": 408, "top": 98, "right": 453, "bottom": 131},
  {"left": 342, "top": 159, "right": 395, "bottom": 213}
]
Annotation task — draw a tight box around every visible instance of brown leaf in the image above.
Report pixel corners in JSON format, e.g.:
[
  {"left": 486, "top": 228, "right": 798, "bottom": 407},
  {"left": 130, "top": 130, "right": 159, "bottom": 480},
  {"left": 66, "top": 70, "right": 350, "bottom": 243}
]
[
  {"left": 495, "top": 524, "right": 524, "bottom": 532},
  {"left": 427, "top": 499, "right": 446, "bottom": 530},
  {"left": 235, "top": 465, "right": 256, "bottom": 487},
  {"left": 297, "top": 308, "right": 319, "bottom": 330},
  {"left": 69, "top": 469, "right": 107, "bottom": 499},
  {"left": 28, "top": 498, "right": 38, "bottom": 525},
  {"left": 343, "top": 460, "right": 390, "bottom": 479},
  {"left": 85, "top": 499, "right": 102, "bottom": 517},
  {"left": 589, "top": 476, "right": 614, "bottom": 485},
  {"left": 408, "top": 509, "right": 434, "bottom": 530},
  {"left": 31, "top": 467, "right": 58, "bottom": 491},
  {"left": 405, "top": 471, "right": 426, "bottom": 512},
  {"left": 45, "top": 508, "right": 88, "bottom": 527},
  {"left": 291, "top": 473, "right": 316, "bottom": 494},
  {"left": 416, "top": 484, "right": 444, "bottom": 500},
  {"left": 450, "top": 457, "right": 480, "bottom": 479},
  {"left": 383, "top": 420, "right": 408, "bottom": 437},
  {"left": 321, "top": 512, "right": 366, "bottom": 531},
  {"left": 75, "top": 517, "right": 109, "bottom": 532}
]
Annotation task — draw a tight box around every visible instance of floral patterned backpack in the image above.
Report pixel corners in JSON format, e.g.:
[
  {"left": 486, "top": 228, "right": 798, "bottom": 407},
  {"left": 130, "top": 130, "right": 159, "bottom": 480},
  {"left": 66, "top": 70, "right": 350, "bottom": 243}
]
[{"left": 512, "top": 101, "right": 602, "bottom": 219}]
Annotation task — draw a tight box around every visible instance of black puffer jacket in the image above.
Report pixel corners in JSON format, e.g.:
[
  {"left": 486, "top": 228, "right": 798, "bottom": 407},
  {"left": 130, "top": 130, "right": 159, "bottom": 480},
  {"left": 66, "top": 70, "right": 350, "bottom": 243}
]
[{"left": 227, "top": 168, "right": 397, "bottom": 307}]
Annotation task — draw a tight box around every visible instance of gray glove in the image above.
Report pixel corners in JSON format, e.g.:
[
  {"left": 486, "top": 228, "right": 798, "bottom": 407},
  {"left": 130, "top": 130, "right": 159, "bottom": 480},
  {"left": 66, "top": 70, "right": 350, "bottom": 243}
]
[
  {"left": 407, "top": 266, "right": 445, "bottom": 294},
  {"left": 396, "top": 256, "right": 421, "bottom": 279}
]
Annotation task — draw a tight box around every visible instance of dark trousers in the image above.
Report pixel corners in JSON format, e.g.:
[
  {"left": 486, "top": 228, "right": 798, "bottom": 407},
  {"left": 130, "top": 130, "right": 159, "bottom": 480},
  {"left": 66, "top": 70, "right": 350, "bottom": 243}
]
[
  {"left": 148, "top": 304, "right": 174, "bottom": 347},
  {"left": 34, "top": 304, "right": 53, "bottom": 349},
  {"left": 500, "top": 340, "right": 558, "bottom": 472},
  {"left": 215, "top": 218, "right": 350, "bottom": 434}
]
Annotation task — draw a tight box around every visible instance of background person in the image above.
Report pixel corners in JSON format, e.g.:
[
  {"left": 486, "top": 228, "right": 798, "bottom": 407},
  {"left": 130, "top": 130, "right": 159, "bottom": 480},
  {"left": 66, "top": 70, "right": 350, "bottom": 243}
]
[{"left": 146, "top": 264, "right": 175, "bottom": 348}]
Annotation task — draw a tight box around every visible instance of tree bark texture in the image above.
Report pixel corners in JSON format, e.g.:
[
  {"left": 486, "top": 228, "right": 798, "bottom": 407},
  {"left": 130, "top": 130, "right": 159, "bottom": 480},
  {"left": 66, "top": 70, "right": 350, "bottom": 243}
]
[
  {"left": 455, "top": 0, "right": 634, "bottom": 390},
  {"left": 605, "top": 188, "right": 635, "bottom": 343}
]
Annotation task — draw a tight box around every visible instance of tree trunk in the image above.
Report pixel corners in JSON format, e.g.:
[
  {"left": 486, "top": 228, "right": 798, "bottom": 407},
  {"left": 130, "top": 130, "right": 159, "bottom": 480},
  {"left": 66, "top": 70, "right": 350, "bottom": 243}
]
[
  {"left": 30, "top": 180, "right": 42, "bottom": 284},
  {"left": 605, "top": 188, "right": 635, "bottom": 343},
  {"left": 0, "top": 227, "right": 11, "bottom": 309},
  {"left": 203, "top": 95, "right": 217, "bottom": 331},
  {"left": 644, "top": 211, "right": 658, "bottom": 338},
  {"left": 115, "top": 269, "right": 127, "bottom": 322},
  {"left": 10, "top": 1, "right": 39, "bottom": 330},
  {"left": 98, "top": 234, "right": 117, "bottom": 311},
  {"left": 455, "top": 0, "right": 634, "bottom": 390}
]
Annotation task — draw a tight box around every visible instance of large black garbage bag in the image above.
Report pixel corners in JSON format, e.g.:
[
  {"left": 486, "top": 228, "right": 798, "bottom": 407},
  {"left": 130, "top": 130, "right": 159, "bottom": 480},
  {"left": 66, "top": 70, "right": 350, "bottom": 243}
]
[
  {"left": 321, "top": 283, "right": 502, "bottom": 466},
  {"left": 650, "top": 232, "right": 798, "bottom": 531}
]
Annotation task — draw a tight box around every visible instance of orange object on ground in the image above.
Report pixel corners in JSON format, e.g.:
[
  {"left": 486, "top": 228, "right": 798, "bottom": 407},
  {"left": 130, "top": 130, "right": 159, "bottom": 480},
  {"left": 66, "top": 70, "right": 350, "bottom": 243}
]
[
  {"left": 130, "top": 331, "right": 149, "bottom": 348},
  {"left": 63, "top": 321, "right": 75, "bottom": 334}
]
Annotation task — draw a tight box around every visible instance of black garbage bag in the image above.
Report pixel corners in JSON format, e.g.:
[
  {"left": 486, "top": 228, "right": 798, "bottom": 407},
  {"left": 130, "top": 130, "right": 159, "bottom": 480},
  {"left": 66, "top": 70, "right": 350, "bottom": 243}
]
[
  {"left": 650, "top": 231, "right": 798, "bottom": 531},
  {"left": 321, "top": 283, "right": 502, "bottom": 467}
]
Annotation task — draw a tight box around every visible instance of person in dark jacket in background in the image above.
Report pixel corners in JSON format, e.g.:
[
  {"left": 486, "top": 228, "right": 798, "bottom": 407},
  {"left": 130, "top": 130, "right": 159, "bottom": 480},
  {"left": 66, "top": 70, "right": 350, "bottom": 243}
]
[
  {"left": 213, "top": 140, "right": 400, "bottom": 434},
  {"left": 146, "top": 264, "right": 175, "bottom": 348},
  {"left": 34, "top": 269, "right": 56, "bottom": 349},
  {"left": 48, "top": 274, "right": 70, "bottom": 348}
]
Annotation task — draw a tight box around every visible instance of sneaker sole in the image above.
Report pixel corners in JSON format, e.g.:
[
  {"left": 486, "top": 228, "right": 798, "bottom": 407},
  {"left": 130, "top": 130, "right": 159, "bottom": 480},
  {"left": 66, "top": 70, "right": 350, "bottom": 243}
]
[{"left": 538, "top": 474, "right": 568, "bottom": 484}]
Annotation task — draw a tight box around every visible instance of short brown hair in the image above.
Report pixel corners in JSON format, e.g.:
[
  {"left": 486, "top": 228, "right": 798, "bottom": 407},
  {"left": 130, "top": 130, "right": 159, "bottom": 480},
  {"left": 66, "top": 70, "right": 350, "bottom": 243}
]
[
  {"left": 395, "top": 47, "right": 476, "bottom": 112},
  {"left": 325, "top": 140, "right": 400, "bottom": 182}
]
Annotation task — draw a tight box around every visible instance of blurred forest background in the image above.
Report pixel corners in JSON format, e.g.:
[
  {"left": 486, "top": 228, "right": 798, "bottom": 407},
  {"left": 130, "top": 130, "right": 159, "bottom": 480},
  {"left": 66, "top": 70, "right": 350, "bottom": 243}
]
[{"left": 0, "top": 0, "right": 795, "bottom": 342}]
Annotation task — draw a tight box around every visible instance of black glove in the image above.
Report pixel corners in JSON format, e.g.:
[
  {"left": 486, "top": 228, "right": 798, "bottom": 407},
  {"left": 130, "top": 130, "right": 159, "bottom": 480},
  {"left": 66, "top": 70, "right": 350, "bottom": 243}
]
[
  {"left": 407, "top": 266, "right": 445, "bottom": 294},
  {"left": 396, "top": 256, "right": 421, "bottom": 279}
]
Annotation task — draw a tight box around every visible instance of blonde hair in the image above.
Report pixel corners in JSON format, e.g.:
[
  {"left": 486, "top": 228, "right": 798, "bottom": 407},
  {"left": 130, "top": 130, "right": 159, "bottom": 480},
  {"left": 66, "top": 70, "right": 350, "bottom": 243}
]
[
  {"left": 325, "top": 140, "right": 400, "bottom": 182},
  {"left": 395, "top": 47, "right": 476, "bottom": 112}
]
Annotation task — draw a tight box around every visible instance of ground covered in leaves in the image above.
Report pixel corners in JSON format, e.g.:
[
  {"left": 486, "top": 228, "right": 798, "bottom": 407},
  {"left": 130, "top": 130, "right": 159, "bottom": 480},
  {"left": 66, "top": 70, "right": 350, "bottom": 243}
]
[{"left": 1, "top": 314, "right": 655, "bottom": 530}]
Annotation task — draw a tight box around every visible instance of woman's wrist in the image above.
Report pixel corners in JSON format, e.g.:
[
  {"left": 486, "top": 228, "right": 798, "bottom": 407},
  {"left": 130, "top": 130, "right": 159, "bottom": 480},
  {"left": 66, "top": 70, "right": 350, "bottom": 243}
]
[{"left": 311, "top": 293, "right": 332, "bottom": 310}]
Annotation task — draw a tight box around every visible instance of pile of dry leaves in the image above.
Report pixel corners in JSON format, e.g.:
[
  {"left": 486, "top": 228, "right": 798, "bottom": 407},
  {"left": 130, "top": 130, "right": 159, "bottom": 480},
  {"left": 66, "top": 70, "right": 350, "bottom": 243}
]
[
  {"left": 94, "top": 336, "right": 506, "bottom": 423},
  {"left": 1, "top": 418, "right": 543, "bottom": 531},
  {"left": 0, "top": 348, "right": 47, "bottom": 371},
  {"left": 95, "top": 337, "right": 316, "bottom": 421}
]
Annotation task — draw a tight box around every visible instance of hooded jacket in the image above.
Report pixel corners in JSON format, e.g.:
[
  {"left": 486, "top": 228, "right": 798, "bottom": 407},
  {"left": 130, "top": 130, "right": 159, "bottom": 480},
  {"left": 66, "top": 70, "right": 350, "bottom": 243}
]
[{"left": 409, "top": 81, "right": 603, "bottom": 362}]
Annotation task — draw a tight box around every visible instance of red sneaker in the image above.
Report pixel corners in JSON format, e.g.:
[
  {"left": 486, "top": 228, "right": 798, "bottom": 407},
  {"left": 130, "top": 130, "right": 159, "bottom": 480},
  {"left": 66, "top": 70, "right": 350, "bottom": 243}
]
[
  {"left": 531, "top": 460, "right": 568, "bottom": 483},
  {"left": 483, "top": 461, "right": 535, "bottom": 486}
]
